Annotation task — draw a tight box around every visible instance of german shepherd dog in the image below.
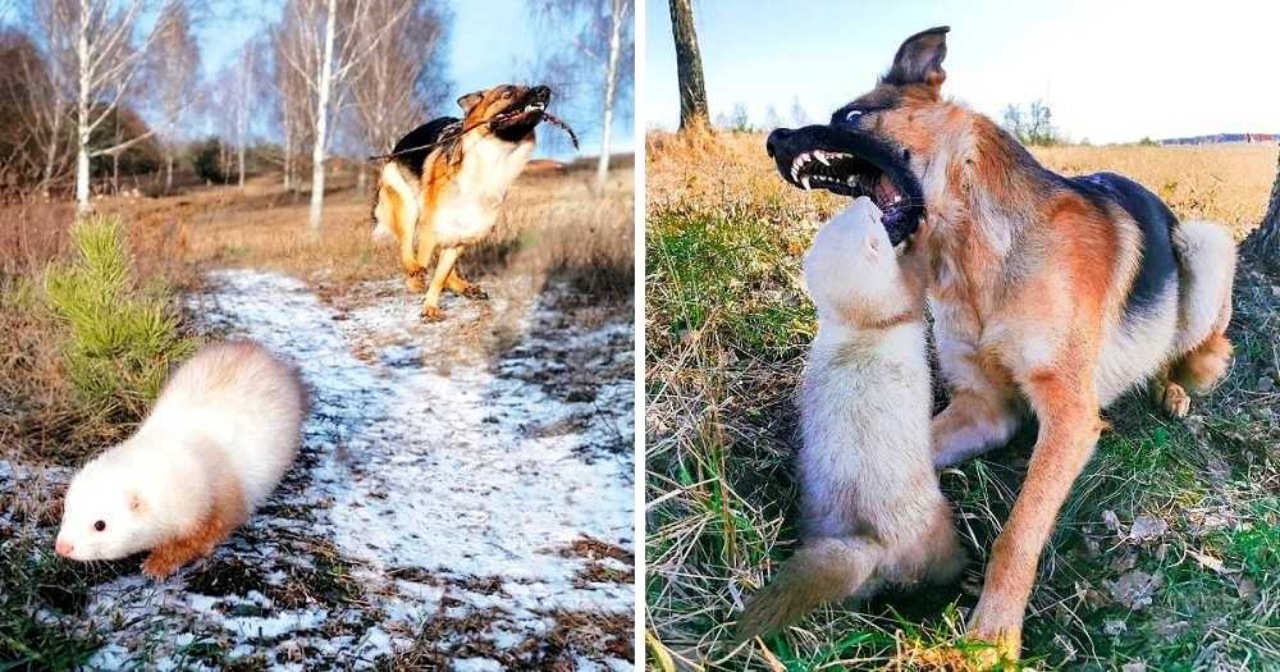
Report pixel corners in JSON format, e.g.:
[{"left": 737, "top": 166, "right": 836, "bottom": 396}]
[
  {"left": 763, "top": 27, "right": 1236, "bottom": 658},
  {"left": 372, "top": 84, "right": 551, "bottom": 321}
]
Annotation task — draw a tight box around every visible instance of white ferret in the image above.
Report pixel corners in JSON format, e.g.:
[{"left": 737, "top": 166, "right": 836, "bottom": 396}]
[
  {"left": 737, "top": 197, "right": 965, "bottom": 638},
  {"left": 55, "top": 340, "right": 307, "bottom": 579}
]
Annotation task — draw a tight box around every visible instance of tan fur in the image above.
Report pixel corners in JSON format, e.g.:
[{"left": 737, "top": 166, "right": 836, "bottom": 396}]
[
  {"left": 738, "top": 200, "right": 964, "bottom": 639},
  {"left": 142, "top": 455, "right": 247, "bottom": 579},
  {"left": 372, "top": 84, "right": 541, "bottom": 321},
  {"left": 801, "top": 28, "right": 1237, "bottom": 659}
]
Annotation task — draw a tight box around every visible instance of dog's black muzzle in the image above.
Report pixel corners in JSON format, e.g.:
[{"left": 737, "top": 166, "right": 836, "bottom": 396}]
[
  {"left": 491, "top": 85, "right": 553, "bottom": 139},
  {"left": 766, "top": 123, "right": 926, "bottom": 245}
]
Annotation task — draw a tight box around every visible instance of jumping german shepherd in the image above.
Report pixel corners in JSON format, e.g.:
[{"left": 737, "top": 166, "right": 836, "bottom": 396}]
[
  {"left": 372, "top": 84, "right": 551, "bottom": 321},
  {"left": 762, "top": 27, "right": 1236, "bottom": 659}
]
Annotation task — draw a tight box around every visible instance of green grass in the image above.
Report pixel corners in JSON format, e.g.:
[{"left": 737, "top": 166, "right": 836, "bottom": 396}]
[
  {"left": 646, "top": 198, "right": 1280, "bottom": 669},
  {"left": 2, "top": 215, "right": 201, "bottom": 670},
  {"left": 43, "top": 216, "right": 197, "bottom": 429}
]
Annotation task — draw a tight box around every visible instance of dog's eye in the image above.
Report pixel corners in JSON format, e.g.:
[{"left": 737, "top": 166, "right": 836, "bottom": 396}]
[
  {"left": 502, "top": 90, "right": 513, "bottom": 99},
  {"left": 846, "top": 109, "right": 864, "bottom": 121},
  {"left": 94, "top": 520, "right": 106, "bottom": 532}
]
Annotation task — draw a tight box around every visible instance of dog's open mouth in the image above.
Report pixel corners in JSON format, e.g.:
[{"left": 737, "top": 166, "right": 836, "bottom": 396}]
[
  {"left": 788, "top": 149, "right": 906, "bottom": 206},
  {"left": 767, "top": 125, "right": 924, "bottom": 245}
]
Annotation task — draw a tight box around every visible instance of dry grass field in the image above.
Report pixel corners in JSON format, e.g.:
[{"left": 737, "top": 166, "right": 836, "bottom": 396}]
[
  {"left": 1, "top": 162, "right": 636, "bottom": 669},
  {"left": 645, "top": 132, "right": 1280, "bottom": 670}
]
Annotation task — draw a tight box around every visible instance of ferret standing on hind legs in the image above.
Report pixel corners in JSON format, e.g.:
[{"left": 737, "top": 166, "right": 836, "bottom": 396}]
[
  {"left": 737, "top": 197, "right": 965, "bottom": 639},
  {"left": 55, "top": 340, "right": 307, "bottom": 579}
]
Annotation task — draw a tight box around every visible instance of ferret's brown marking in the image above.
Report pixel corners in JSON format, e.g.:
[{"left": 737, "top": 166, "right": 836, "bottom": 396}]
[
  {"left": 128, "top": 490, "right": 146, "bottom": 514},
  {"left": 141, "top": 458, "right": 247, "bottom": 580}
]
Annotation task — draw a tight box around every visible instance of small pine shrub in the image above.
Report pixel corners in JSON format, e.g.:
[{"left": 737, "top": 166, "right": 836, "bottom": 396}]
[{"left": 43, "top": 216, "right": 195, "bottom": 422}]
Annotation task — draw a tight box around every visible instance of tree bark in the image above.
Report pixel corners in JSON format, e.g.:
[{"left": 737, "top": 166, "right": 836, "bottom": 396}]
[
  {"left": 668, "top": 0, "right": 708, "bottom": 133},
  {"left": 75, "top": 2, "right": 92, "bottom": 213},
  {"left": 594, "top": 0, "right": 624, "bottom": 192},
  {"left": 1244, "top": 149, "right": 1280, "bottom": 268},
  {"left": 308, "top": 0, "right": 338, "bottom": 235}
]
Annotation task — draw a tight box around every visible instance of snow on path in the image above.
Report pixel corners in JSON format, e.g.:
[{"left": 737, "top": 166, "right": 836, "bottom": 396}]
[{"left": 68, "top": 269, "right": 634, "bottom": 670}]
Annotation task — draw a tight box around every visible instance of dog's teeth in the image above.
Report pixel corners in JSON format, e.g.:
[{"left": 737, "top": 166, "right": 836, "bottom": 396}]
[
  {"left": 801, "top": 176, "right": 812, "bottom": 191},
  {"left": 893, "top": 195, "right": 903, "bottom": 204},
  {"left": 814, "top": 151, "right": 830, "bottom": 166}
]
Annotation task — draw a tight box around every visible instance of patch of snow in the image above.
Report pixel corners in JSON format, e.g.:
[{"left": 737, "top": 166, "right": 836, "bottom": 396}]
[
  {"left": 10, "top": 268, "right": 633, "bottom": 669},
  {"left": 452, "top": 658, "right": 504, "bottom": 672}
]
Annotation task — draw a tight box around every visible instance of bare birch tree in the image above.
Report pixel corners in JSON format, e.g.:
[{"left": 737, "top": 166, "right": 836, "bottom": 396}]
[
  {"left": 27, "top": 1, "right": 77, "bottom": 193},
  {"left": 233, "top": 43, "right": 257, "bottom": 189},
  {"left": 272, "top": 18, "right": 313, "bottom": 191},
  {"left": 150, "top": 1, "right": 199, "bottom": 193},
  {"left": 529, "top": 0, "right": 634, "bottom": 191},
  {"left": 346, "top": 0, "right": 451, "bottom": 181},
  {"left": 276, "top": 0, "right": 412, "bottom": 235},
  {"left": 31, "top": 0, "right": 180, "bottom": 211}
]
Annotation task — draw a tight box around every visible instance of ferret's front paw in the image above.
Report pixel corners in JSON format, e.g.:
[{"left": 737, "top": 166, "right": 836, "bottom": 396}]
[
  {"left": 141, "top": 553, "right": 182, "bottom": 580},
  {"left": 1159, "top": 382, "right": 1191, "bottom": 418}
]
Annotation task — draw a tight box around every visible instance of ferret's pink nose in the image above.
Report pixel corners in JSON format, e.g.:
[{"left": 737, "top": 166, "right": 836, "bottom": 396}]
[{"left": 55, "top": 539, "right": 74, "bottom": 557}]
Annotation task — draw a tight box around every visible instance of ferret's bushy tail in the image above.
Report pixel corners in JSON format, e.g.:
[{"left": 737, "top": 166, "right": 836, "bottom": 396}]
[
  {"left": 1171, "top": 220, "right": 1237, "bottom": 391},
  {"left": 735, "top": 537, "right": 881, "bottom": 641}
]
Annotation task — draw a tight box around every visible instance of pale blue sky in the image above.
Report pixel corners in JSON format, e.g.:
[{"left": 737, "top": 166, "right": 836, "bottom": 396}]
[
  {"left": 193, "top": 0, "right": 633, "bottom": 158},
  {"left": 646, "top": 0, "right": 1280, "bottom": 143}
]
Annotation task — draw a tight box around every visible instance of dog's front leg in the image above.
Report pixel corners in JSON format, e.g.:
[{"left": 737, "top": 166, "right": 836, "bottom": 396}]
[
  {"left": 967, "top": 369, "right": 1102, "bottom": 661},
  {"left": 932, "top": 334, "right": 1020, "bottom": 467},
  {"left": 421, "top": 245, "right": 462, "bottom": 322},
  {"left": 408, "top": 225, "right": 438, "bottom": 294}
]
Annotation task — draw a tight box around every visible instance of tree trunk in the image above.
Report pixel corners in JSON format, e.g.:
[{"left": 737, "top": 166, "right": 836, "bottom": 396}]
[
  {"left": 42, "top": 106, "right": 63, "bottom": 198},
  {"left": 165, "top": 151, "right": 174, "bottom": 192},
  {"left": 668, "top": 0, "right": 708, "bottom": 133},
  {"left": 75, "top": 8, "right": 92, "bottom": 213},
  {"left": 1244, "top": 149, "right": 1280, "bottom": 267},
  {"left": 594, "top": 0, "right": 624, "bottom": 192},
  {"left": 308, "top": 0, "right": 338, "bottom": 235},
  {"left": 284, "top": 124, "right": 293, "bottom": 191}
]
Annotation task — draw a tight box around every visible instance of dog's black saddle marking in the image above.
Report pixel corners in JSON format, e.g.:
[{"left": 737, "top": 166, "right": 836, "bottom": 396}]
[
  {"left": 1070, "top": 172, "right": 1179, "bottom": 321},
  {"left": 390, "top": 116, "right": 463, "bottom": 179}
]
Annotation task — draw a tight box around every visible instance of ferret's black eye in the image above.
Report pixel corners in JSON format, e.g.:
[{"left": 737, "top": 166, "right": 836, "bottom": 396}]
[{"left": 94, "top": 520, "right": 106, "bottom": 532}]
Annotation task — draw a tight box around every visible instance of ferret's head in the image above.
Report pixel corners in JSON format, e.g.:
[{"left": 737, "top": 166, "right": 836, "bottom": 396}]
[
  {"left": 803, "top": 197, "right": 911, "bottom": 327},
  {"left": 55, "top": 454, "right": 158, "bottom": 562}
]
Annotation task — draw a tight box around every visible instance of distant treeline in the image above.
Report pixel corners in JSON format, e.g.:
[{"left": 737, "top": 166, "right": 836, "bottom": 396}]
[{"left": 1160, "top": 133, "right": 1279, "bottom": 146}]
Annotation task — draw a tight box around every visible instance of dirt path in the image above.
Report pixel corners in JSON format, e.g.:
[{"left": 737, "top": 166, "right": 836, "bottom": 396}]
[{"left": 46, "top": 269, "right": 635, "bottom": 670}]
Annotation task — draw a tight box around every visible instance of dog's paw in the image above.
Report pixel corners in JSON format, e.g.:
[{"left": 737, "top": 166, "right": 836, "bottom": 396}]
[
  {"left": 1158, "top": 381, "right": 1191, "bottom": 418},
  {"left": 420, "top": 306, "right": 445, "bottom": 323},
  {"left": 405, "top": 275, "right": 426, "bottom": 294},
  {"left": 966, "top": 601, "right": 1023, "bottom": 667},
  {"left": 462, "top": 285, "right": 488, "bottom": 301}
]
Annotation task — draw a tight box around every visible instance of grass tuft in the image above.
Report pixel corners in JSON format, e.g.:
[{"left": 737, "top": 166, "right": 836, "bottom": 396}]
[
  {"left": 42, "top": 216, "right": 196, "bottom": 429},
  {"left": 646, "top": 132, "right": 1280, "bottom": 669}
]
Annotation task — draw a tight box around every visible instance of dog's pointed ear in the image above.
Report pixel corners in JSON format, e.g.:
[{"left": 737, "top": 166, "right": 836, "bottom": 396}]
[
  {"left": 457, "top": 90, "right": 484, "bottom": 113},
  {"left": 884, "top": 26, "right": 949, "bottom": 92}
]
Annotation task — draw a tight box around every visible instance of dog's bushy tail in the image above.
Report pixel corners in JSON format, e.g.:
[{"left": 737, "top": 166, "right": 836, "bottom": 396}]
[
  {"left": 1171, "top": 220, "right": 1236, "bottom": 390},
  {"left": 735, "top": 537, "right": 882, "bottom": 641}
]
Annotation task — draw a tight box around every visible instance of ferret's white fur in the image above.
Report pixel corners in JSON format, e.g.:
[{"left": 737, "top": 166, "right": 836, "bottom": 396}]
[
  {"left": 56, "top": 341, "right": 306, "bottom": 563},
  {"left": 738, "top": 199, "right": 963, "bottom": 637}
]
